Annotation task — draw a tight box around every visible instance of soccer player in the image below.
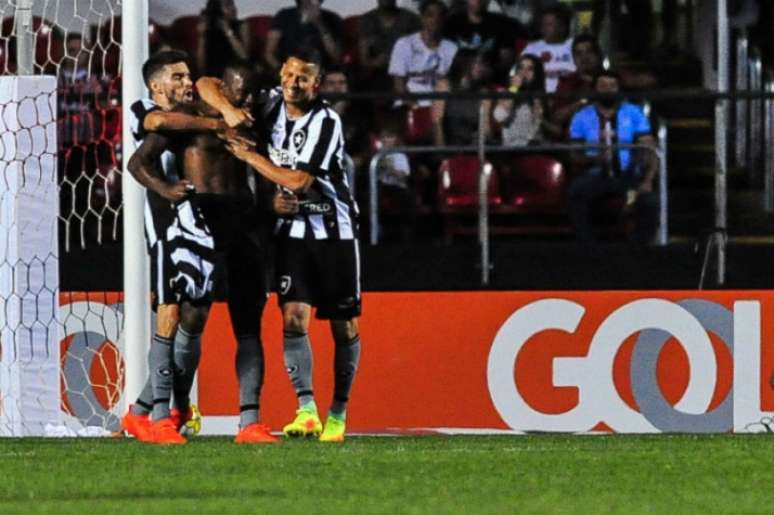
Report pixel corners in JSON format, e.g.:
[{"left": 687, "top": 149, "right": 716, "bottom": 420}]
[
  {"left": 198, "top": 53, "right": 362, "bottom": 442},
  {"left": 125, "top": 54, "right": 279, "bottom": 444},
  {"left": 122, "top": 50, "right": 216, "bottom": 445}
]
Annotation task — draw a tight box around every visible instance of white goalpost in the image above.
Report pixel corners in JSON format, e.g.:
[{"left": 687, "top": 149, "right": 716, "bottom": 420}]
[
  {"left": 0, "top": 0, "right": 150, "bottom": 436},
  {"left": 120, "top": 0, "right": 150, "bottom": 423}
]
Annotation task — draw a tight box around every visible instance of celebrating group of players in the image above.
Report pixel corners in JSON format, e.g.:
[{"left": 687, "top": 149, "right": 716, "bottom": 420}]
[{"left": 120, "top": 48, "right": 362, "bottom": 445}]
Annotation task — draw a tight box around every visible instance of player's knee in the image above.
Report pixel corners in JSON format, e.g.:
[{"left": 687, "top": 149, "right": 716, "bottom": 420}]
[
  {"left": 331, "top": 318, "right": 359, "bottom": 343},
  {"left": 156, "top": 304, "right": 180, "bottom": 338},
  {"left": 180, "top": 303, "right": 210, "bottom": 334},
  {"left": 282, "top": 304, "right": 310, "bottom": 333}
]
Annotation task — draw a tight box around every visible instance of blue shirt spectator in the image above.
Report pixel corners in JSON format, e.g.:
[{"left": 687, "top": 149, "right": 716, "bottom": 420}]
[{"left": 569, "top": 102, "right": 651, "bottom": 176}]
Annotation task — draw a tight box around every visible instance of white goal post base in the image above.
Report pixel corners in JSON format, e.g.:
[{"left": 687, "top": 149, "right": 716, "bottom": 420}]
[{"left": 0, "top": 75, "right": 59, "bottom": 436}]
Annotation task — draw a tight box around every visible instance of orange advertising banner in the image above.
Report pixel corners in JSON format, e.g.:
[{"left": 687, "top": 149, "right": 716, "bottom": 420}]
[
  {"left": 195, "top": 291, "right": 774, "bottom": 433},
  {"left": 57, "top": 291, "right": 774, "bottom": 433}
]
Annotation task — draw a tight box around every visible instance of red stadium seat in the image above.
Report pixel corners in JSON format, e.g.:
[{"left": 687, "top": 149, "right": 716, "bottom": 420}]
[
  {"left": 245, "top": 15, "right": 273, "bottom": 60},
  {"left": 405, "top": 106, "right": 434, "bottom": 144},
  {"left": 500, "top": 154, "right": 566, "bottom": 213},
  {"left": 1, "top": 17, "right": 64, "bottom": 73},
  {"left": 438, "top": 155, "right": 501, "bottom": 209}
]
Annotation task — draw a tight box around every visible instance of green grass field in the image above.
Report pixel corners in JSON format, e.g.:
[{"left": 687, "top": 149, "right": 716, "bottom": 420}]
[{"left": 1, "top": 434, "right": 773, "bottom": 514}]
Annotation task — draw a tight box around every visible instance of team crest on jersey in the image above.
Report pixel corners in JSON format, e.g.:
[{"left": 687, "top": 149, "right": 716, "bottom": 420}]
[
  {"left": 291, "top": 129, "right": 307, "bottom": 150},
  {"left": 279, "top": 275, "right": 292, "bottom": 295}
]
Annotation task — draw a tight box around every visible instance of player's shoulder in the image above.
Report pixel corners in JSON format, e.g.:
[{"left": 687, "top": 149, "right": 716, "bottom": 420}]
[
  {"left": 313, "top": 101, "right": 343, "bottom": 126},
  {"left": 130, "top": 98, "right": 158, "bottom": 114}
]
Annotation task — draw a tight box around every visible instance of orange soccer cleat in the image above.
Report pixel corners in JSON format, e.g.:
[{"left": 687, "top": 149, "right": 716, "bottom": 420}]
[
  {"left": 121, "top": 406, "right": 153, "bottom": 442},
  {"left": 234, "top": 423, "right": 280, "bottom": 444},
  {"left": 148, "top": 418, "right": 187, "bottom": 445}
]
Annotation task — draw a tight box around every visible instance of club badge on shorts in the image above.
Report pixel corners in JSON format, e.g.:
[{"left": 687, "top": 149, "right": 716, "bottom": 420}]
[{"left": 279, "top": 275, "right": 292, "bottom": 295}]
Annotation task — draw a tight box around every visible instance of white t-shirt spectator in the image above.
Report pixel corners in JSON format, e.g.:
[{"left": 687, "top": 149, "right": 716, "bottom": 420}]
[
  {"left": 389, "top": 32, "right": 458, "bottom": 106},
  {"left": 521, "top": 38, "right": 575, "bottom": 93}
]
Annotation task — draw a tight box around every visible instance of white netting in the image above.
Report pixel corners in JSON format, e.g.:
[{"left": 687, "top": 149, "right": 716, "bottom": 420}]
[{"left": 0, "top": 0, "right": 126, "bottom": 436}]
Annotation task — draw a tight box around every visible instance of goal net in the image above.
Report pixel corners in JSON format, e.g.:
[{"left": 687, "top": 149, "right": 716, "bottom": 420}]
[{"left": 0, "top": 0, "right": 130, "bottom": 436}]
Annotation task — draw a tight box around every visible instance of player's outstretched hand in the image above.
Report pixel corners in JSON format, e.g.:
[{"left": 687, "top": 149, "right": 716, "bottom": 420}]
[
  {"left": 223, "top": 106, "right": 254, "bottom": 128},
  {"left": 161, "top": 180, "right": 195, "bottom": 203},
  {"left": 218, "top": 128, "right": 256, "bottom": 146},
  {"left": 273, "top": 191, "right": 300, "bottom": 215},
  {"left": 225, "top": 135, "right": 256, "bottom": 162}
]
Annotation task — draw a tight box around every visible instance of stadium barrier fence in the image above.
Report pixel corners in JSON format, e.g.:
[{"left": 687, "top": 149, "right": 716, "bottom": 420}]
[{"left": 368, "top": 139, "right": 669, "bottom": 286}]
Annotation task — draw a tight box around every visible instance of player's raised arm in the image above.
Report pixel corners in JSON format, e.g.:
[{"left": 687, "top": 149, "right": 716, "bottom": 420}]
[
  {"left": 196, "top": 76, "right": 254, "bottom": 128},
  {"left": 128, "top": 132, "right": 193, "bottom": 202},
  {"left": 144, "top": 108, "right": 226, "bottom": 133},
  {"left": 226, "top": 136, "right": 314, "bottom": 194}
]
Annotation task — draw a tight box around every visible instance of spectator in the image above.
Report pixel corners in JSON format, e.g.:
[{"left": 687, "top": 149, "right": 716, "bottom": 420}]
[
  {"left": 567, "top": 70, "right": 659, "bottom": 254},
  {"left": 431, "top": 49, "right": 492, "bottom": 146},
  {"left": 520, "top": 5, "right": 574, "bottom": 93},
  {"left": 388, "top": 0, "right": 458, "bottom": 107},
  {"left": 553, "top": 34, "right": 656, "bottom": 131},
  {"left": 551, "top": 35, "right": 602, "bottom": 134},
  {"left": 492, "top": 54, "right": 551, "bottom": 147},
  {"left": 358, "top": 0, "right": 421, "bottom": 90},
  {"left": 264, "top": 0, "right": 345, "bottom": 72},
  {"left": 319, "top": 67, "right": 370, "bottom": 172},
  {"left": 443, "top": 0, "right": 526, "bottom": 83},
  {"left": 197, "top": 0, "right": 249, "bottom": 77}
]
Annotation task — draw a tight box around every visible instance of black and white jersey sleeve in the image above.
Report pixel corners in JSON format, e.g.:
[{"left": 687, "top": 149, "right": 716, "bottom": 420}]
[
  {"left": 128, "top": 98, "right": 180, "bottom": 248},
  {"left": 267, "top": 97, "right": 359, "bottom": 241}
]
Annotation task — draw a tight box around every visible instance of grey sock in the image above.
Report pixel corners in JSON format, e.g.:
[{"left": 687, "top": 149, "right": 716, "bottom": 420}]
[
  {"left": 236, "top": 334, "right": 264, "bottom": 428},
  {"left": 331, "top": 335, "right": 361, "bottom": 417},
  {"left": 283, "top": 331, "right": 315, "bottom": 408},
  {"left": 172, "top": 326, "right": 202, "bottom": 413},
  {"left": 149, "top": 334, "right": 174, "bottom": 421},
  {"left": 132, "top": 380, "right": 153, "bottom": 415}
]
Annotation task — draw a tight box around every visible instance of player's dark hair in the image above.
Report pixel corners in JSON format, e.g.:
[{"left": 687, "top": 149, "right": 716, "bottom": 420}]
[
  {"left": 142, "top": 50, "right": 190, "bottom": 88},
  {"left": 572, "top": 34, "right": 602, "bottom": 57},
  {"left": 419, "top": 0, "right": 447, "bottom": 15},
  {"left": 285, "top": 48, "right": 324, "bottom": 74}
]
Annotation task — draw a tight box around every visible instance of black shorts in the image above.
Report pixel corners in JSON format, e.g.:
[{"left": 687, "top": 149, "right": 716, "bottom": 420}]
[
  {"left": 149, "top": 193, "right": 269, "bottom": 312},
  {"left": 197, "top": 194, "right": 271, "bottom": 335},
  {"left": 275, "top": 237, "right": 362, "bottom": 320}
]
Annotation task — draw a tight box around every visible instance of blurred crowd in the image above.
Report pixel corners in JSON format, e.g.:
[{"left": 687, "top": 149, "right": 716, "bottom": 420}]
[{"left": 4, "top": 0, "right": 773, "bottom": 249}]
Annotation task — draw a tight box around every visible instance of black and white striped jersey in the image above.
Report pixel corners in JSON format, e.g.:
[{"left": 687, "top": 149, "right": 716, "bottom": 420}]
[
  {"left": 129, "top": 98, "right": 216, "bottom": 303},
  {"left": 264, "top": 88, "right": 359, "bottom": 241},
  {"left": 129, "top": 98, "right": 180, "bottom": 249}
]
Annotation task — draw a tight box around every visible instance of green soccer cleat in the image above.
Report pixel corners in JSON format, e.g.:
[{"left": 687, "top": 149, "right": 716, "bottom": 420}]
[
  {"left": 319, "top": 414, "right": 346, "bottom": 443},
  {"left": 282, "top": 407, "right": 322, "bottom": 438}
]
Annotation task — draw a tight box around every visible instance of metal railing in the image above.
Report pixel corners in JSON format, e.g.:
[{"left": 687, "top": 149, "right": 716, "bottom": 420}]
[{"left": 368, "top": 138, "right": 669, "bottom": 286}]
